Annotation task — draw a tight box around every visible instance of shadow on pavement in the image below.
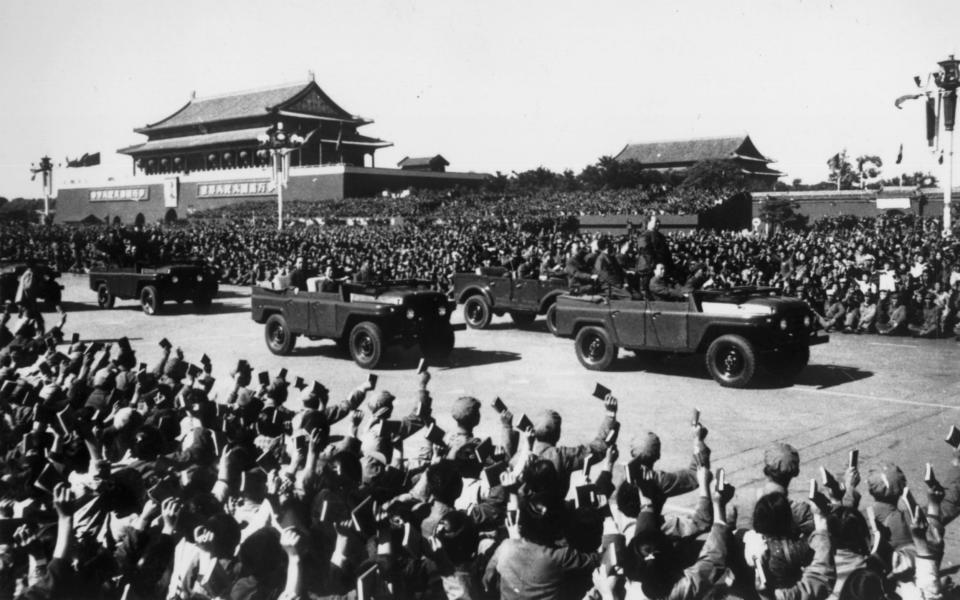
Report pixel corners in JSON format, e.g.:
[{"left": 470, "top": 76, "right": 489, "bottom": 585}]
[
  {"left": 291, "top": 343, "right": 522, "bottom": 371},
  {"left": 788, "top": 364, "right": 874, "bottom": 389},
  {"left": 600, "top": 352, "right": 873, "bottom": 390}
]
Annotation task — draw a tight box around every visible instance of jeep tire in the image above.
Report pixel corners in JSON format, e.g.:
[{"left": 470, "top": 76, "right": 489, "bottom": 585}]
[
  {"left": 349, "top": 321, "right": 384, "bottom": 369},
  {"left": 463, "top": 296, "right": 492, "bottom": 329},
  {"left": 706, "top": 334, "right": 757, "bottom": 388},
  {"left": 140, "top": 285, "right": 162, "bottom": 316},
  {"left": 575, "top": 325, "right": 618, "bottom": 370},
  {"left": 97, "top": 284, "right": 115, "bottom": 309},
  {"left": 545, "top": 303, "right": 559, "bottom": 335},
  {"left": 265, "top": 314, "right": 296, "bottom": 355}
]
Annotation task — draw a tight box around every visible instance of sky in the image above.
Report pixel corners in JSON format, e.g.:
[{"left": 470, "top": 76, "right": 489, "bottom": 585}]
[{"left": 1, "top": 0, "right": 958, "bottom": 198}]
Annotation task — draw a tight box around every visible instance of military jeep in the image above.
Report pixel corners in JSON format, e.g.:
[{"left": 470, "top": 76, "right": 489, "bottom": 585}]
[
  {"left": 89, "top": 261, "right": 220, "bottom": 315},
  {"left": 452, "top": 269, "right": 568, "bottom": 333},
  {"left": 250, "top": 280, "right": 456, "bottom": 369},
  {"left": 553, "top": 286, "right": 828, "bottom": 388}
]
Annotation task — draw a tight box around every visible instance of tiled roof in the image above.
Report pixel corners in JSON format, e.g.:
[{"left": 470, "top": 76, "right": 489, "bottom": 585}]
[
  {"left": 118, "top": 127, "right": 268, "bottom": 155},
  {"left": 318, "top": 132, "right": 392, "bottom": 148},
  {"left": 397, "top": 155, "right": 449, "bottom": 167},
  {"left": 614, "top": 135, "right": 771, "bottom": 165},
  {"left": 136, "top": 81, "right": 354, "bottom": 133}
]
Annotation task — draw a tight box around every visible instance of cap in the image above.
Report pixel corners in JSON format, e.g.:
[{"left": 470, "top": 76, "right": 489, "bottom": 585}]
[
  {"left": 368, "top": 390, "right": 395, "bottom": 411},
  {"left": 92, "top": 367, "right": 112, "bottom": 388},
  {"left": 867, "top": 463, "right": 906, "bottom": 501},
  {"left": 451, "top": 396, "right": 481, "bottom": 424},
  {"left": 533, "top": 410, "right": 561, "bottom": 439},
  {"left": 763, "top": 443, "right": 800, "bottom": 479},
  {"left": 629, "top": 432, "right": 662, "bottom": 464}
]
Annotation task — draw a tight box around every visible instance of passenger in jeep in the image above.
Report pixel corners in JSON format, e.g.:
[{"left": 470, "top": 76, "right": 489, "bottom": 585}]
[{"left": 649, "top": 263, "right": 687, "bottom": 301}]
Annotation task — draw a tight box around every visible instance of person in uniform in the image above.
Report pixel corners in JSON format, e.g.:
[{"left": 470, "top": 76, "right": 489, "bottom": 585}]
[
  {"left": 649, "top": 263, "right": 687, "bottom": 301},
  {"left": 564, "top": 243, "right": 597, "bottom": 289},
  {"left": 636, "top": 216, "right": 674, "bottom": 298}
]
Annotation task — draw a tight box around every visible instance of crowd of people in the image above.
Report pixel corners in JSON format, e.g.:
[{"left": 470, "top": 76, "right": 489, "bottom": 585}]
[
  {"left": 1, "top": 299, "right": 959, "bottom": 600},
  {"left": 3, "top": 203, "right": 960, "bottom": 338}
]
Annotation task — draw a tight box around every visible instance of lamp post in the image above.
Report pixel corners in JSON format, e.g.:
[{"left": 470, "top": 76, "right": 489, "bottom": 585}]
[
  {"left": 935, "top": 54, "right": 960, "bottom": 235},
  {"left": 257, "top": 122, "right": 304, "bottom": 231},
  {"left": 29, "top": 156, "right": 53, "bottom": 219}
]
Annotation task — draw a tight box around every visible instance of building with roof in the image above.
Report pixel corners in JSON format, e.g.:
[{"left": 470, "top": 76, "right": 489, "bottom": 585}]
[
  {"left": 117, "top": 78, "right": 391, "bottom": 174},
  {"left": 614, "top": 135, "right": 783, "bottom": 191},
  {"left": 54, "top": 79, "right": 487, "bottom": 224},
  {"left": 397, "top": 155, "right": 449, "bottom": 172}
]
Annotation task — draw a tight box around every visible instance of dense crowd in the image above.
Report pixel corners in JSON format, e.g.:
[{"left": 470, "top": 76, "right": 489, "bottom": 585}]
[
  {"left": 3, "top": 205, "right": 960, "bottom": 337},
  {"left": 2, "top": 301, "right": 960, "bottom": 600}
]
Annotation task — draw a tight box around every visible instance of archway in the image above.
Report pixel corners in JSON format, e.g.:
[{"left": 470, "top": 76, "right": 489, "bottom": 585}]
[
  {"left": 164, "top": 209, "right": 178, "bottom": 223},
  {"left": 112, "top": 216, "right": 122, "bottom": 226},
  {"left": 134, "top": 213, "right": 145, "bottom": 228}
]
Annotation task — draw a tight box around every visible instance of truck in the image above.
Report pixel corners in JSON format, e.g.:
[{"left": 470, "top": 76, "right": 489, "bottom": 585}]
[
  {"left": 89, "top": 261, "right": 220, "bottom": 315},
  {"left": 553, "top": 286, "right": 828, "bottom": 388},
  {"left": 250, "top": 280, "right": 456, "bottom": 369},
  {"left": 452, "top": 269, "right": 568, "bottom": 333}
]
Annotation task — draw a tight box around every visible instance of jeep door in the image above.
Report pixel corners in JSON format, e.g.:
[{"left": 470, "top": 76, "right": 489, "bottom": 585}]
[
  {"left": 114, "top": 272, "right": 140, "bottom": 298},
  {"left": 609, "top": 299, "right": 646, "bottom": 347},
  {"left": 307, "top": 294, "right": 338, "bottom": 337},
  {"left": 509, "top": 278, "right": 539, "bottom": 310},
  {"left": 645, "top": 300, "right": 689, "bottom": 350}
]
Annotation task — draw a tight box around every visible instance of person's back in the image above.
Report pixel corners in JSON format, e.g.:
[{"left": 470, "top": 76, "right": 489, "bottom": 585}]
[{"left": 493, "top": 537, "right": 595, "bottom": 600}]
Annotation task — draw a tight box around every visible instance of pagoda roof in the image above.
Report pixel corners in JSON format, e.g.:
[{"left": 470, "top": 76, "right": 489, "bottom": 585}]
[
  {"left": 397, "top": 155, "right": 449, "bottom": 168},
  {"left": 319, "top": 131, "right": 393, "bottom": 148},
  {"left": 135, "top": 80, "right": 361, "bottom": 134},
  {"left": 118, "top": 126, "right": 269, "bottom": 155},
  {"left": 614, "top": 135, "right": 775, "bottom": 165}
]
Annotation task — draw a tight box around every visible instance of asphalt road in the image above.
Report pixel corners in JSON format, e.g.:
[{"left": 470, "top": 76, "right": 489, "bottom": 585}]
[{"left": 49, "top": 274, "right": 960, "bottom": 568}]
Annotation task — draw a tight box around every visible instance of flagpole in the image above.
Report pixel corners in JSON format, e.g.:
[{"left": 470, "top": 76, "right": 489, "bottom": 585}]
[{"left": 945, "top": 126, "right": 953, "bottom": 234}]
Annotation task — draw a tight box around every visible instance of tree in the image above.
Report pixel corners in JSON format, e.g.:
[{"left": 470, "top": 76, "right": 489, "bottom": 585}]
[
  {"left": 759, "top": 197, "right": 808, "bottom": 230},
  {"left": 826, "top": 150, "right": 857, "bottom": 190},
  {"left": 855, "top": 155, "right": 882, "bottom": 189}
]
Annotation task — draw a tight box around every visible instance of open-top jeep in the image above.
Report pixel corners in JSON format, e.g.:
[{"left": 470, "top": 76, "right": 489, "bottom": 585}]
[
  {"left": 89, "top": 260, "right": 220, "bottom": 315},
  {"left": 250, "top": 280, "right": 456, "bottom": 369},
  {"left": 452, "top": 269, "right": 568, "bottom": 333},
  {"left": 0, "top": 262, "right": 63, "bottom": 310},
  {"left": 553, "top": 286, "right": 828, "bottom": 388}
]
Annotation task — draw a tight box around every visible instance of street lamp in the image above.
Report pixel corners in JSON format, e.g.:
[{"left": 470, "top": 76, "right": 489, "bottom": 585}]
[
  {"left": 257, "top": 122, "right": 304, "bottom": 230},
  {"left": 29, "top": 156, "right": 53, "bottom": 219},
  {"left": 935, "top": 54, "right": 960, "bottom": 235}
]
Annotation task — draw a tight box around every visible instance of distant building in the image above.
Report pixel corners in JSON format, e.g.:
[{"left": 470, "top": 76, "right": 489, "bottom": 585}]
[
  {"left": 54, "top": 79, "right": 487, "bottom": 224},
  {"left": 118, "top": 79, "right": 392, "bottom": 174},
  {"left": 756, "top": 186, "right": 952, "bottom": 221},
  {"left": 614, "top": 135, "right": 783, "bottom": 191},
  {"left": 397, "top": 155, "right": 449, "bottom": 172}
]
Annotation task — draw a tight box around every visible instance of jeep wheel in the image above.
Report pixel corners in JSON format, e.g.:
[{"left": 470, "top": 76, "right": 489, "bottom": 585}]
[
  {"left": 545, "top": 303, "right": 559, "bottom": 335},
  {"left": 575, "top": 326, "right": 618, "bottom": 370},
  {"left": 96, "top": 284, "right": 115, "bottom": 309},
  {"left": 140, "top": 286, "right": 162, "bottom": 315},
  {"left": 421, "top": 326, "right": 455, "bottom": 362},
  {"left": 764, "top": 344, "right": 809, "bottom": 380},
  {"left": 463, "top": 296, "right": 492, "bottom": 329},
  {"left": 706, "top": 334, "right": 757, "bottom": 388},
  {"left": 265, "top": 314, "right": 296, "bottom": 355},
  {"left": 509, "top": 311, "right": 536, "bottom": 328},
  {"left": 349, "top": 321, "right": 384, "bottom": 369}
]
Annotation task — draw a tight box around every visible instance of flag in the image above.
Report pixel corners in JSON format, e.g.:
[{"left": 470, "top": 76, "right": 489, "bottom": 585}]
[
  {"left": 335, "top": 123, "right": 343, "bottom": 154},
  {"left": 896, "top": 143, "right": 903, "bottom": 164},
  {"left": 927, "top": 98, "right": 938, "bottom": 147},
  {"left": 895, "top": 92, "right": 925, "bottom": 109},
  {"left": 939, "top": 152, "right": 945, "bottom": 165}
]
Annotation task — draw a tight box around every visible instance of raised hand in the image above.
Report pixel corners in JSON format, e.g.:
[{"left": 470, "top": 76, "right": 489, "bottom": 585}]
[
  {"left": 161, "top": 497, "right": 182, "bottom": 534},
  {"left": 280, "top": 527, "right": 303, "bottom": 556},
  {"left": 53, "top": 484, "right": 75, "bottom": 519}
]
